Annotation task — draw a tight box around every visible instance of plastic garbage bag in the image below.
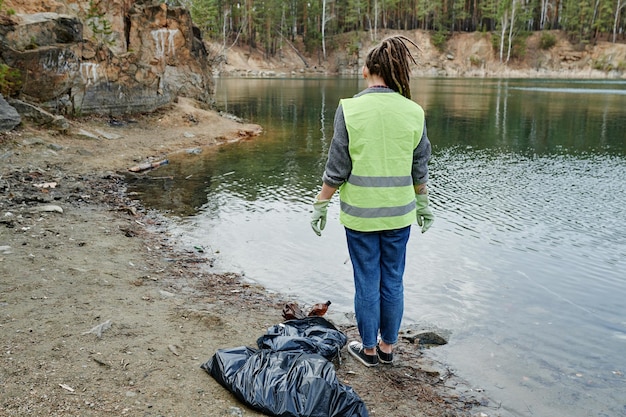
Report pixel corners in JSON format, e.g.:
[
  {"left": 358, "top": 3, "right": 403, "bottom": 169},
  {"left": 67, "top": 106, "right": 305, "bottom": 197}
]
[
  {"left": 257, "top": 316, "right": 347, "bottom": 360},
  {"left": 201, "top": 317, "right": 369, "bottom": 417}
]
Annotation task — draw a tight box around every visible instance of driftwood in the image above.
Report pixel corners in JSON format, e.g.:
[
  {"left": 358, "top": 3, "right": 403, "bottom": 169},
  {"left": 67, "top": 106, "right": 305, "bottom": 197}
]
[
  {"left": 128, "top": 159, "right": 169, "bottom": 173},
  {"left": 275, "top": 30, "right": 309, "bottom": 67}
]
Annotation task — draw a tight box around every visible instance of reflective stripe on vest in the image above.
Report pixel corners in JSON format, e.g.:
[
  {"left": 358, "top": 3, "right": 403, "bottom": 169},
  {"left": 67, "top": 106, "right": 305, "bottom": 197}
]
[
  {"left": 341, "top": 200, "right": 416, "bottom": 218},
  {"left": 347, "top": 174, "right": 413, "bottom": 187},
  {"left": 339, "top": 93, "right": 424, "bottom": 232}
]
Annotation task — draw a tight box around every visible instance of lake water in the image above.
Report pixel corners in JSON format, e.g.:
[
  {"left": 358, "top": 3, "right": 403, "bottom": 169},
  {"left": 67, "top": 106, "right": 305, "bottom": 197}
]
[{"left": 129, "top": 77, "right": 626, "bottom": 417}]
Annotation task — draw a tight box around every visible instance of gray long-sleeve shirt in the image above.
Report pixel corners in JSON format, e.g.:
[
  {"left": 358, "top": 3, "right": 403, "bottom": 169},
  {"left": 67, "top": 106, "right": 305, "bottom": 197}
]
[{"left": 322, "top": 87, "right": 432, "bottom": 188}]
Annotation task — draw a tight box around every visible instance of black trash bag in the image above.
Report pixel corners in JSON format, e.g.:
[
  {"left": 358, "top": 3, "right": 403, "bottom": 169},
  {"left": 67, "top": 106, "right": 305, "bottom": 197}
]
[
  {"left": 202, "top": 347, "right": 368, "bottom": 417},
  {"left": 201, "top": 317, "right": 369, "bottom": 417},
  {"left": 257, "top": 317, "right": 348, "bottom": 361}
]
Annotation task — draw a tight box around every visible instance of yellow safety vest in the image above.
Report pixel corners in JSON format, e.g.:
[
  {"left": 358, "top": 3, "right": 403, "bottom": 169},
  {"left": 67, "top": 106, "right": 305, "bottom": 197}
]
[{"left": 339, "top": 92, "right": 425, "bottom": 232}]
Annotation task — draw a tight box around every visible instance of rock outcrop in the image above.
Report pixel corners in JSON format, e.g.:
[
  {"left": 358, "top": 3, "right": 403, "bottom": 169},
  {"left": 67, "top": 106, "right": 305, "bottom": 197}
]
[{"left": 0, "top": 0, "right": 213, "bottom": 116}]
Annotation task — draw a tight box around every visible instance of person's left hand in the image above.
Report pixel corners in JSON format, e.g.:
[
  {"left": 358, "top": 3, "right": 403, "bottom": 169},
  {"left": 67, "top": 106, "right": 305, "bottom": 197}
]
[
  {"left": 415, "top": 194, "right": 434, "bottom": 233},
  {"left": 310, "top": 198, "right": 330, "bottom": 236}
]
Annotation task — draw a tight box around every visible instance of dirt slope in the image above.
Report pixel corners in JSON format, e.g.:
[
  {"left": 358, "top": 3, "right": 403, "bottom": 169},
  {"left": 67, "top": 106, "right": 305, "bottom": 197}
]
[{"left": 213, "top": 29, "right": 625, "bottom": 79}]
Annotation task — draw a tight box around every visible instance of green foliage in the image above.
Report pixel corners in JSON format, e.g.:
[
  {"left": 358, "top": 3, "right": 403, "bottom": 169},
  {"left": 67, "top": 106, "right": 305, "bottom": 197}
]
[
  {"left": 344, "top": 0, "right": 366, "bottom": 31},
  {"left": 0, "top": 64, "right": 22, "bottom": 97},
  {"left": 345, "top": 33, "right": 361, "bottom": 65},
  {"left": 560, "top": 0, "right": 616, "bottom": 43},
  {"left": 191, "top": 0, "right": 220, "bottom": 39},
  {"left": 346, "top": 36, "right": 360, "bottom": 60},
  {"left": 511, "top": 33, "right": 529, "bottom": 59},
  {"left": 182, "top": 0, "right": 626, "bottom": 61},
  {"left": 592, "top": 56, "right": 625, "bottom": 72},
  {"left": 469, "top": 55, "right": 482, "bottom": 66},
  {"left": 592, "top": 57, "right": 609, "bottom": 70},
  {"left": 0, "top": 0, "right": 15, "bottom": 15},
  {"left": 304, "top": 30, "right": 321, "bottom": 54},
  {"left": 431, "top": 31, "right": 449, "bottom": 52},
  {"left": 540, "top": 31, "right": 557, "bottom": 49},
  {"left": 492, "top": 31, "right": 529, "bottom": 60},
  {"left": 491, "top": 32, "right": 499, "bottom": 50},
  {"left": 26, "top": 36, "right": 39, "bottom": 50},
  {"left": 86, "top": 1, "right": 115, "bottom": 46}
]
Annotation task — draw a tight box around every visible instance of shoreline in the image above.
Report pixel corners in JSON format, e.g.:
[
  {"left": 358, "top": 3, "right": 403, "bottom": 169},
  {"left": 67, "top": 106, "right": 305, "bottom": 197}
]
[
  {"left": 216, "top": 67, "right": 626, "bottom": 80},
  {"left": 0, "top": 99, "right": 495, "bottom": 416}
]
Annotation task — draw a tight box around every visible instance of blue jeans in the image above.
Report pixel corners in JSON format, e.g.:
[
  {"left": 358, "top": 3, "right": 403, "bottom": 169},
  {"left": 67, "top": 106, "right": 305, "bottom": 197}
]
[{"left": 345, "top": 226, "right": 411, "bottom": 349}]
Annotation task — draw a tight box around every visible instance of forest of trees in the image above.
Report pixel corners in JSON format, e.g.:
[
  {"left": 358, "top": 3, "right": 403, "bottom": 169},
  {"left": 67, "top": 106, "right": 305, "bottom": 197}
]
[{"left": 177, "top": 0, "right": 625, "bottom": 63}]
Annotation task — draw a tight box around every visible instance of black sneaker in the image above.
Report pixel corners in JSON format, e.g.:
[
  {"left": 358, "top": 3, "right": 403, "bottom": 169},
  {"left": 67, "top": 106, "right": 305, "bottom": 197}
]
[
  {"left": 348, "top": 341, "right": 379, "bottom": 367},
  {"left": 376, "top": 345, "right": 393, "bottom": 364}
]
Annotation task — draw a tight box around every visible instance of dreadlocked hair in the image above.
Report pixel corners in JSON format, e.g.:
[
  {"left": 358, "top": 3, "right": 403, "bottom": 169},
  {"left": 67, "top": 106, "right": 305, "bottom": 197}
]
[{"left": 365, "top": 35, "right": 420, "bottom": 99}]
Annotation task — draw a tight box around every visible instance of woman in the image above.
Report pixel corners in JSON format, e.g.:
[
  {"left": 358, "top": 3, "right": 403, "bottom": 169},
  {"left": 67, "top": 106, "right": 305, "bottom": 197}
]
[{"left": 310, "top": 35, "right": 434, "bottom": 367}]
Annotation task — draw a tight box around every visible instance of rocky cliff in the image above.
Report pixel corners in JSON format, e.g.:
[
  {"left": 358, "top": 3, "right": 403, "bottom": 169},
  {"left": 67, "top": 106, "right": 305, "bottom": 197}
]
[{"left": 0, "top": 0, "right": 212, "bottom": 118}]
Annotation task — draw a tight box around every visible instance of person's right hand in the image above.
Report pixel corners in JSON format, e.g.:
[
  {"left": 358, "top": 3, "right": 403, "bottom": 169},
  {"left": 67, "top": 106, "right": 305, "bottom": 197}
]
[
  {"left": 310, "top": 198, "right": 330, "bottom": 236},
  {"left": 415, "top": 194, "right": 434, "bottom": 233}
]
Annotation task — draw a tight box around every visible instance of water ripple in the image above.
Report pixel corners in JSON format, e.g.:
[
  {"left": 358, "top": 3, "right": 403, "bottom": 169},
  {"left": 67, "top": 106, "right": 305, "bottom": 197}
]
[{"left": 431, "top": 150, "right": 626, "bottom": 267}]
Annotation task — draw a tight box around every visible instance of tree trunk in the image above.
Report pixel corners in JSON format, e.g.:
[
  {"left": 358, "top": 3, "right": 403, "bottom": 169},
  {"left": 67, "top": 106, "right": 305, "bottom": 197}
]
[
  {"left": 506, "top": 0, "right": 516, "bottom": 63},
  {"left": 499, "top": 9, "right": 508, "bottom": 62},
  {"left": 322, "top": 0, "right": 327, "bottom": 60},
  {"left": 374, "top": 0, "right": 379, "bottom": 40},
  {"left": 612, "top": 0, "right": 624, "bottom": 43},
  {"left": 540, "top": 0, "right": 548, "bottom": 29}
]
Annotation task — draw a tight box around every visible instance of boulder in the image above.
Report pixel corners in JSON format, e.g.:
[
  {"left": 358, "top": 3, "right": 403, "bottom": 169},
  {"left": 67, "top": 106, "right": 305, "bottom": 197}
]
[
  {"left": 1, "top": 12, "right": 82, "bottom": 50},
  {"left": 2, "top": 45, "right": 81, "bottom": 104},
  {"left": 0, "top": 94, "right": 21, "bottom": 131},
  {"left": 7, "top": 98, "right": 69, "bottom": 131}
]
